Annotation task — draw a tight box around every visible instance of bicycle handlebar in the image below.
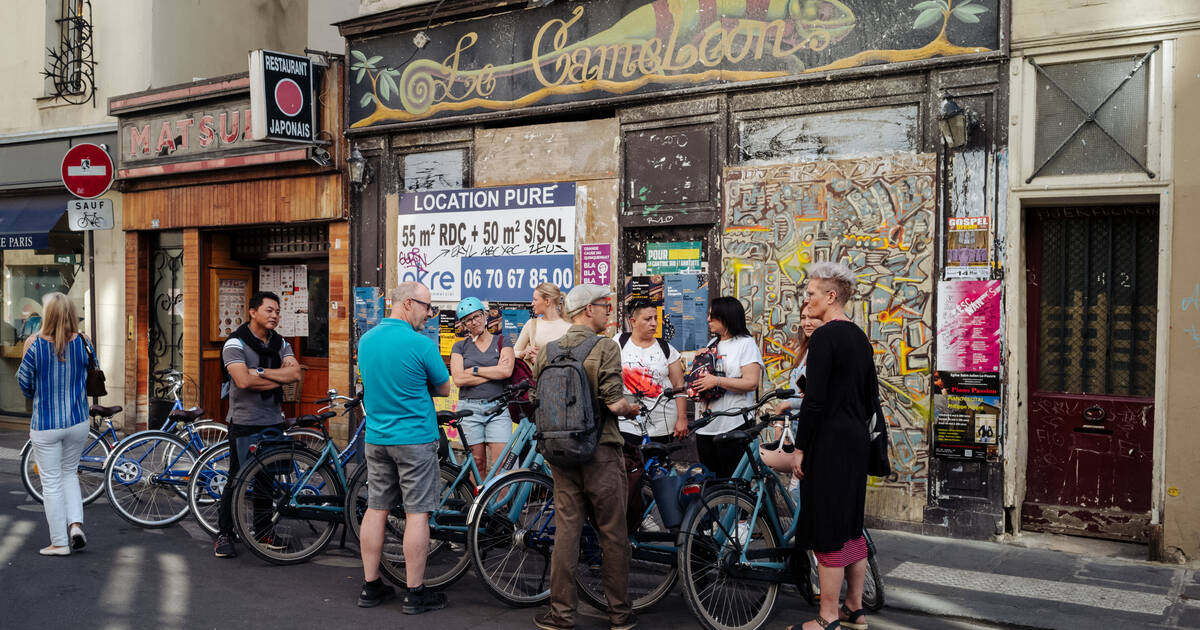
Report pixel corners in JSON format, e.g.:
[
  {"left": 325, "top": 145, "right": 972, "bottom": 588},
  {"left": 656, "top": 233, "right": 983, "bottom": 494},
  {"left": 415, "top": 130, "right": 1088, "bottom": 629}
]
[
  {"left": 486, "top": 381, "right": 532, "bottom": 403},
  {"left": 687, "top": 388, "right": 795, "bottom": 431}
]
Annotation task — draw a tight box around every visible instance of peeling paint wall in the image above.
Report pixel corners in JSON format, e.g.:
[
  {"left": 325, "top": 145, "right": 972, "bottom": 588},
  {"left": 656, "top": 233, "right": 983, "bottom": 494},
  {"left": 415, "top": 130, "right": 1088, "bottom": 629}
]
[{"left": 722, "top": 154, "right": 936, "bottom": 513}]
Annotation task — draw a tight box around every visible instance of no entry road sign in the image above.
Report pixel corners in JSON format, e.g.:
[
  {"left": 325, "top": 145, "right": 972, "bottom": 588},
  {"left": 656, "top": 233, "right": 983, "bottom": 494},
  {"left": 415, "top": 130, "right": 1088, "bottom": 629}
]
[{"left": 61, "top": 143, "right": 114, "bottom": 199}]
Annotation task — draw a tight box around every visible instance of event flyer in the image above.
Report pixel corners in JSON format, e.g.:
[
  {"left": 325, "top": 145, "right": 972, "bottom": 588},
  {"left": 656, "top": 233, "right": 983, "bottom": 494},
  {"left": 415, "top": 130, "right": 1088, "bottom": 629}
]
[
  {"left": 945, "top": 215, "right": 991, "bottom": 280},
  {"left": 936, "top": 280, "right": 1001, "bottom": 372},
  {"left": 665, "top": 273, "right": 709, "bottom": 352},
  {"left": 580, "top": 243, "right": 612, "bottom": 286},
  {"left": 353, "top": 286, "right": 385, "bottom": 336}
]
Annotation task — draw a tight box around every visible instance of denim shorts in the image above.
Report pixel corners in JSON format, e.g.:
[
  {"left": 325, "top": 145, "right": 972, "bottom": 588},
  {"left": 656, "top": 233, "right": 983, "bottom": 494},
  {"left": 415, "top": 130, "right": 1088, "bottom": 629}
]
[
  {"left": 364, "top": 440, "right": 441, "bottom": 514},
  {"left": 456, "top": 398, "right": 514, "bottom": 446}
]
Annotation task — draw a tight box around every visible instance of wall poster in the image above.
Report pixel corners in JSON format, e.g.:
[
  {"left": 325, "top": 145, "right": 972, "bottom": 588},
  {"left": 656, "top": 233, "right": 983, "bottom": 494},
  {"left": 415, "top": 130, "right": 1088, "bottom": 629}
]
[
  {"left": 936, "top": 280, "right": 1001, "bottom": 373},
  {"left": 353, "top": 286, "right": 386, "bottom": 336},
  {"left": 932, "top": 371, "right": 1000, "bottom": 460},
  {"left": 945, "top": 215, "right": 991, "bottom": 280},
  {"left": 259, "top": 264, "right": 309, "bottom": 337},
  {"left": 397, "top": 183, "right": 577, "bottom": 302}
]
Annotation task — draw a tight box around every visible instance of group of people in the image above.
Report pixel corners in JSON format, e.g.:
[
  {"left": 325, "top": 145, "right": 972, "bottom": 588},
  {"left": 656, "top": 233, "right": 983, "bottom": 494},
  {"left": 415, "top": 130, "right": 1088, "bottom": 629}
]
[{"left": 16, "top": 261, "right": 886, "bottom": 630}]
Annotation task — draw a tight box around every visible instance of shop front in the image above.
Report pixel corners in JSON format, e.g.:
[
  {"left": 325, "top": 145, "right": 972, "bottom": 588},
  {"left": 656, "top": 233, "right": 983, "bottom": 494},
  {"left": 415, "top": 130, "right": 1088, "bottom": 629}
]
[
  {"left": 340, "top": 1, "right": 1010, "bottom": 537},
  {"left": 110, "top": 65, "right": 355, "bottom": 440}
]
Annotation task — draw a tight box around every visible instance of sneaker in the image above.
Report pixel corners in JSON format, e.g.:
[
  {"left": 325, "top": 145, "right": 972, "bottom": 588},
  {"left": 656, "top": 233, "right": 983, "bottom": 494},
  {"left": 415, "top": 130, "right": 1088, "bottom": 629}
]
[
  {"left": 533, "top": 611, "right": 573, "bottom": 630},
  {"left": 213, "top": 533, "right": 237, "bottom": 558},
  {"left": 69, "top": 525, "right": 87, "bottom": 550},
  {"left": 401, "top": 586, "right": 447, "bottom": 615},
  {"left": 611, "top": 614, "right": 638, "bottom": 630},
  {"left": 357, "top": 579, "right": 396, "bottom": 608},
  {"left": 39, "top": 545, "right": 70, "bottom": 556}
]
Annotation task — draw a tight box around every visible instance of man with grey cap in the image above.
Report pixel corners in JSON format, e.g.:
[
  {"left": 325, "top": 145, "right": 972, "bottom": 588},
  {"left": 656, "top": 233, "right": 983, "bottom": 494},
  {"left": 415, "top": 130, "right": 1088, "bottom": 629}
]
[{"left": 531, "top": 284, "right": 639, "bottom": 630}]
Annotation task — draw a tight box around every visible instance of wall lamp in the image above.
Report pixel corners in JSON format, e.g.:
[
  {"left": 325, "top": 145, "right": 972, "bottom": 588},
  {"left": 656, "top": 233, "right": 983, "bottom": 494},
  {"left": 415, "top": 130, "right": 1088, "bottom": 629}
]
[
  {"left": 938, "top": 93, "right": 972, "bottom": 149},
  {"left": 348, "top": 145, "right": 373, "bottom": 190}
]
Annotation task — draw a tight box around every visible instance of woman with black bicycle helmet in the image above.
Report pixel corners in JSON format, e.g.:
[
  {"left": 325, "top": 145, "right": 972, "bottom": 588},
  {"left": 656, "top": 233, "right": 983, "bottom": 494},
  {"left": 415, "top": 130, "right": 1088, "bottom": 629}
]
[{"left": 450, "top": 297, "right": 516, "bottom": 476}]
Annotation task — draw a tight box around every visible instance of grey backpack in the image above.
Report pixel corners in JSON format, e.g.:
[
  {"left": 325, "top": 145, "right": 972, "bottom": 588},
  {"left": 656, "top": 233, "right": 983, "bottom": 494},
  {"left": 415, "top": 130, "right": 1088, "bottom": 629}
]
[{"left": 533, "top": 334, "right": 604, "bottom": 468}]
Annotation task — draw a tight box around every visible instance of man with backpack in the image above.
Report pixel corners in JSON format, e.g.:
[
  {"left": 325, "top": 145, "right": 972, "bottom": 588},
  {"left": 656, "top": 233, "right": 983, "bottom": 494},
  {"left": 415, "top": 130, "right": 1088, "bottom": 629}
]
[{"left": 530, "top": 284, "right": 639, "bottom": 630}]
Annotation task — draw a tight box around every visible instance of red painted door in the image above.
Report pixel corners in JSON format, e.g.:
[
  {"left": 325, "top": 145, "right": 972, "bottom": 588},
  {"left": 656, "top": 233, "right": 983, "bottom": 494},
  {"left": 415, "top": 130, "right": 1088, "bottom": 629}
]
[{"left": 1023, "top": 206, "right": 1157, "bottom": 542}]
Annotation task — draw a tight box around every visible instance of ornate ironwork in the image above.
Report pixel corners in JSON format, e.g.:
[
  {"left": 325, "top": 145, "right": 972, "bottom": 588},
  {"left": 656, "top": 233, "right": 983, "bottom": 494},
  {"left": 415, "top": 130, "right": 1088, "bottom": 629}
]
[
  {"left": 1026, "top": 46, "right": 1158, "bottom": 183},
  {"left": 149, "top": 246, "right": 184, "bottom": 402},
  {"left": 41, "top": 0, "right": 96, "bottom": 106}
]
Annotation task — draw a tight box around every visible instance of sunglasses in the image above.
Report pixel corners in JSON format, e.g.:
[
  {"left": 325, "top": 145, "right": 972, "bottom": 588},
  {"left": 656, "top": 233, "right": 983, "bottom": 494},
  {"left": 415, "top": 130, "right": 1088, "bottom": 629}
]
[{"left": 410, "top": 297, "right": 439, "bottom": 317}]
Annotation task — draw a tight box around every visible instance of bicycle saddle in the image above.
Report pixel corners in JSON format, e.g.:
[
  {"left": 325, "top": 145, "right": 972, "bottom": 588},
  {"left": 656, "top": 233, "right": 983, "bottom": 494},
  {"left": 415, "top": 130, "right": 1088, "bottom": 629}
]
[
  {"left": 640, "top": 441, "right": 686, "bottom": 459},
  {"left": 168, "top": 406, "right": 204, "bottom": 421},
  {"left": 296, "top": 410, "right": 337, "bottom": 427},
  {"left": 89, "top": 404, "right": 122, "bottom": 417},
  {"left": 713, "top": 430, "right": 753, "bottom": 447},
  {"left": 436, "top": 409, "right": 473, "bottom": 425}
]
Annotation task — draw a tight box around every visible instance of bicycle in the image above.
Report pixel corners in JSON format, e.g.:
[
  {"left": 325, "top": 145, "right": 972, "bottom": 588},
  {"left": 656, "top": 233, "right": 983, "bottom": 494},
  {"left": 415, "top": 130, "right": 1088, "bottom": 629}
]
[
  {"left": 346, "top": 382, "right": 540, "bottom": 591},
  {"left": 187, "top": 389, "right": 365, "bottom": 536},
  {"left": 675, "top": 405, "right": 885, "bottom": 630}
]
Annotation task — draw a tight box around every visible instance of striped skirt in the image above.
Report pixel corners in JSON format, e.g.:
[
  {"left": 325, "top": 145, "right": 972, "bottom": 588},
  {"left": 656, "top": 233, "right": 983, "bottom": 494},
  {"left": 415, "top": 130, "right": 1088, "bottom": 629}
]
[{"left": 813, "top": 535, "right": 868, "bottom": 568}]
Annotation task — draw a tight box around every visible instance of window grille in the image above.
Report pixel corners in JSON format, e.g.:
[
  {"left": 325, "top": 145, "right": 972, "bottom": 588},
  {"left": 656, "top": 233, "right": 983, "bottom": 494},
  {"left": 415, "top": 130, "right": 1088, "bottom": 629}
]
[{"left": 42, "top": 0, "right": 96, "bottom": 105}]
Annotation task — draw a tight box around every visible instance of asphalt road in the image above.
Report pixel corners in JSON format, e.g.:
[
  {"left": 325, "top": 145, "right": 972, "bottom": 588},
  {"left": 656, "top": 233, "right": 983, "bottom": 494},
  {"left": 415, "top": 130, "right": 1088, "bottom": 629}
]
[{"left": 0, "top": 427, "right": 1006, "bottom": 630}]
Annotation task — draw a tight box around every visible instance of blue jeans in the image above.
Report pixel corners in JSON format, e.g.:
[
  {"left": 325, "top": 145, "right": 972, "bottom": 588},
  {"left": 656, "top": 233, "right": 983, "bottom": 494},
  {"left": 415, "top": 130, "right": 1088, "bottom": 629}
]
[{"left": 29, "top": 422, "right": 89, "bottom": 547}]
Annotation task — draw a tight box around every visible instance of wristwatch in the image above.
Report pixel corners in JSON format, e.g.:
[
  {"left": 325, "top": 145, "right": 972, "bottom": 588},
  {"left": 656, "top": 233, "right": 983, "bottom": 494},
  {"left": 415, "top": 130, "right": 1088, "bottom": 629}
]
[
  {"left": 473, "top": 366, "right": 479, "bottom": 375},
  {"left": 256, "top": 367, "right": 265, "bottom": 376}
]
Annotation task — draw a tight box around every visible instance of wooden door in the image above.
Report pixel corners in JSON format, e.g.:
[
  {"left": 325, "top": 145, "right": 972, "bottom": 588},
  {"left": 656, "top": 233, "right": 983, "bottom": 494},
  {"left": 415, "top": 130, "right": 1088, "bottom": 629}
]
[{"left": 1023, "top": 206, "right": 1158, "bottom": 542}]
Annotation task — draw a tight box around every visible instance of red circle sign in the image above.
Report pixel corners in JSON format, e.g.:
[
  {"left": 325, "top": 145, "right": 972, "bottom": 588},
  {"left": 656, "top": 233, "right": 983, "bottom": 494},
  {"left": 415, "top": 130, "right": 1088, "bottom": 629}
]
[
  {"left": 275, "top": 78, "right": 304, "bottom": 117},
  {"left": 61, "top": 143, "right": 114, "bottom": 199}
]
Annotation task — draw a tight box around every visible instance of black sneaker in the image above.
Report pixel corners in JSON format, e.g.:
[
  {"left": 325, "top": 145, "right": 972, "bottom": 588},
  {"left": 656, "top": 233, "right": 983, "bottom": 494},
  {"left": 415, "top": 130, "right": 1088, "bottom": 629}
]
[
  {"left": 213, "top": 533, "right": 237, "bottom": 558},
  {"left": 357, "top": 579, "right": 396, "bottom": 608},
  {"left": 401, "top": 586, "right": 447, "bottom": 615},
  {"left": 611, "top": 614, "right": 638, "bottom": 630},
  {"left": 533, "top": 611, "right": 573, "bottom": 630}
]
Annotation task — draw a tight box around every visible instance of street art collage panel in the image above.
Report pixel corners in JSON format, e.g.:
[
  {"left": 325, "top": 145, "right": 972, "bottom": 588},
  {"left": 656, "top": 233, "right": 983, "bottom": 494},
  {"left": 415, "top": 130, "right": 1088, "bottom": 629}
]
[{"left": 722, "top": 153, "right": 935, "bottom": 494}]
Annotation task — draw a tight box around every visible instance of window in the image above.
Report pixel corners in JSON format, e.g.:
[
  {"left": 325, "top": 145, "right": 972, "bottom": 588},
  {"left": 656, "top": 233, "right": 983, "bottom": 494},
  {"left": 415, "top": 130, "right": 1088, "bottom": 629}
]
[
  {"left": 43, "top": 0, "right": 95, "bottom": 104},
  {"left": 1026, "top": 46, "right": 1157, "bottom": 182}
]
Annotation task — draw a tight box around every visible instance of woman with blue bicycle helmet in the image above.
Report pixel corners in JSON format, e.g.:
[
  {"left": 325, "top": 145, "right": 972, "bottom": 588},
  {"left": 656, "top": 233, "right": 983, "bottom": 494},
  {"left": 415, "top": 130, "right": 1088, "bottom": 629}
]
[{"left": 449, "top": 297, "right": 516, "bottom": 476}]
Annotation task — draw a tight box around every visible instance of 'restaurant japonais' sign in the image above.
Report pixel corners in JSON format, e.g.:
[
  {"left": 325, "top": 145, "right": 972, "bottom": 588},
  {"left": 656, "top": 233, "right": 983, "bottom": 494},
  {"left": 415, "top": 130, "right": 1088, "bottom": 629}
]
[
  {"left": 347, "top": 0, "right": 999, "bottom": 127},
  {"left": 250, "top": 50, "right": 315, "bottom": 143}
]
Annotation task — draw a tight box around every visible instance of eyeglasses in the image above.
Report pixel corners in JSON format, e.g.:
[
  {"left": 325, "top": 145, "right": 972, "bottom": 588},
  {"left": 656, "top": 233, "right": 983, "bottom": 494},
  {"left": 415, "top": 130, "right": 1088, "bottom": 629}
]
[
  {"left": 588, "top": 300, "right": 613, "bottom": 313},
  {"left": 409, "top": 297, "right": 439, "bottom": 316},
  {"left": 463, "top": 312, "right": 485, "bottom": 325}
]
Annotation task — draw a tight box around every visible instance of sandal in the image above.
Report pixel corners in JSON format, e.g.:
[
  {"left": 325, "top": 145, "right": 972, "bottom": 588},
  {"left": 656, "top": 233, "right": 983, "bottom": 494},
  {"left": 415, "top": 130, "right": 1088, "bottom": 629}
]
[
  {"left": 785, "top": 618, "right": 841, "bottom": 630},
  {"left": 839, "top": 605, "right": 868, "bottom": 630}
]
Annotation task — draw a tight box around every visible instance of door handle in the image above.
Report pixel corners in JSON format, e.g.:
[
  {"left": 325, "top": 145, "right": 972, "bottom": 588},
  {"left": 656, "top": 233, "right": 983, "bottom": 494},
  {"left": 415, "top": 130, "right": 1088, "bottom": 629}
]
[{"left": 1083, "top": 405, "right": 1106, "bottom": 424}]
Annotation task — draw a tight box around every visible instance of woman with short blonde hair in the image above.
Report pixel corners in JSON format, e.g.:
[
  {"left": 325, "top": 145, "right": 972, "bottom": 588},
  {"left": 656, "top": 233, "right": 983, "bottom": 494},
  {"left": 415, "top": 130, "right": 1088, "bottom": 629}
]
[{"left": 17, "top": 292, "right": 93, "bottom": 556}]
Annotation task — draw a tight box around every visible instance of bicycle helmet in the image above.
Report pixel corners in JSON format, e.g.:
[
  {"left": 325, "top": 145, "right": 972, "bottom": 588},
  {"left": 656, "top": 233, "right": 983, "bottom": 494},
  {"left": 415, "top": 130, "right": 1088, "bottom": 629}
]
[{"left": 456, "top": 297, "right": 485, "bottom": 320}]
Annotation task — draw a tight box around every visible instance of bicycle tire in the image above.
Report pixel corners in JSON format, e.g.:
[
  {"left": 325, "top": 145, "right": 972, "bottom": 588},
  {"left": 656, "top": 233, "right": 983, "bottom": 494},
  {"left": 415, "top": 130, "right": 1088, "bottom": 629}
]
[
  {"left": 21, "top": 430, "right": 112, "bottom": 505},
  {"left": 576, "top": 484, "right": 678, "bottom": 612},
  {"left": 344, "top": 462, "right": 462, "bottom": 543},
  {"left": 467, "top": 470, "right": 556, "bottom": 607},
  {"left": 104, "top": 431, "right": 196, "bottom": 528},
  {"left": 187, "top": 440, "right": 231, "bottom": 536},
  {"left": 862, "top": 547, "right": 885, "bottom": 612},
  {"left": 231, "top": 446, "right": 340, "bottom": 565},
  {"left": 283, "top": 426, "right": 327, "bottom": 454},
  {"left": 180, "top": 420, "right": 228, "bottom": 453},
  {"left": 677, "top": 487, "right": 780, "bottom": 630}
]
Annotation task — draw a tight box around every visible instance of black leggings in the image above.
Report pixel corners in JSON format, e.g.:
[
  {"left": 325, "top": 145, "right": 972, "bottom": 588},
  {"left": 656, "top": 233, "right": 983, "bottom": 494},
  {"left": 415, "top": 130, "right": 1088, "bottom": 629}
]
[
  {"left": 217, "top": 422, "right": 285, "bottom": 536},
  {"left": 695, "top": 425, "right": 748, "bottom": 479}
]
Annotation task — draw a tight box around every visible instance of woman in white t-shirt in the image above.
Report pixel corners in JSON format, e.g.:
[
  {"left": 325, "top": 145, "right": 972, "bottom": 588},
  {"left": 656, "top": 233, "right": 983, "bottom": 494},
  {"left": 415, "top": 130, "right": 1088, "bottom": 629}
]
[
  {"left": 514, "top": 282, "right": 571, "bottom": 364},
  {"left": 616, "top": 300, "right": 688, "bottom": 443},
  {"left": 689, "top": 296, "right": 764, "bottom": 477}
]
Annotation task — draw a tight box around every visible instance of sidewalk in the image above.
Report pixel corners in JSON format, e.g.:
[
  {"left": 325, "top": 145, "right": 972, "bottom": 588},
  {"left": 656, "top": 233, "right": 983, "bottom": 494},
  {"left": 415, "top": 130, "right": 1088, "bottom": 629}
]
[{"left": 873, "top": 528, "right": 1200, "bottom": 629}]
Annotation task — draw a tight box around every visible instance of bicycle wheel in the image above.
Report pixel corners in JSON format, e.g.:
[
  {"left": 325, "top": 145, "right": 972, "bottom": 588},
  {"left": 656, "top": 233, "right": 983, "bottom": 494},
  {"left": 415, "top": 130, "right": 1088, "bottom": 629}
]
[
  {"left": 283, "top": 426, "right": 327, "bottom": 453},
  {"left": 182, "top": 420, "right": 228, "bottom": 452},
  {"left": 861, "top": 535, "right": 885, "bottom": 612},
  {"left": 187, "top": 441, "right": 231, "bottom": 536},
  {"left": 467, "top": 470, "right": 556, "bottom": 607},
  {"left": 678, "top": 487, "right": 780, "bottom": 630},
  {"left": 104, "top": 431, "right": 196, "bottom": 527},
  {"left": 21, "top": 431, "right": 112, "bottom": 505},
  {"left": 577, "top": 484, "right": 677, "bottom": 612},
  {"left": 231, "top": 446, "right": 340, "bottom": 565}
]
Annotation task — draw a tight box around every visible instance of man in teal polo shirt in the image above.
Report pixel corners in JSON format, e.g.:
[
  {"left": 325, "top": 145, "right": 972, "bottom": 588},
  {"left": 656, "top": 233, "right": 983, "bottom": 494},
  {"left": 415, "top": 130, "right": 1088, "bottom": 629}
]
[{"left": 356, "top": 281, "right": 451, "bottom": 614}]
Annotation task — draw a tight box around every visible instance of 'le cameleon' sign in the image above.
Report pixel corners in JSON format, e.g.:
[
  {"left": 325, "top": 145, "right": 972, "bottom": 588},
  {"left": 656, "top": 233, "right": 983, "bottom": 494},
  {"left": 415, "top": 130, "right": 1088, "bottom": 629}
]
[{"left": 348, "top": 0, "right": 998, "bottom": 127}]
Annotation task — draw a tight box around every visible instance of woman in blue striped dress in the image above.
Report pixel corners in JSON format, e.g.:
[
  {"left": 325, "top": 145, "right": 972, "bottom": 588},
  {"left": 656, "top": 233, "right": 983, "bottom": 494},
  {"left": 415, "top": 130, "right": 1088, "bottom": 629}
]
[{"left": 17, "top": 292, "right": 91, "bottom": 556}]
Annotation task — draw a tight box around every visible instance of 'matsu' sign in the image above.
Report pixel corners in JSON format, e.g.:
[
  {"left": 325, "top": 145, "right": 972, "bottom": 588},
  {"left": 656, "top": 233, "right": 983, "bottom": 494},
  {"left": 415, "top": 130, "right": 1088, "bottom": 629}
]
[
  {"left": 250, "top": 50, "right": 315, "bottom": 143},
  {"left": 120, "top": 96, "right": 267, "bottom": 164}
]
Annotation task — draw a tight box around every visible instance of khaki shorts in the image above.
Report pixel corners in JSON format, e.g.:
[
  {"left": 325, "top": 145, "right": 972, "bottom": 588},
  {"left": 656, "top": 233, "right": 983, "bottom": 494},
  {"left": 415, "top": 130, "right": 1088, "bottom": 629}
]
[{"left": 364, "top": 441, "right": 441, "bottom": 514}]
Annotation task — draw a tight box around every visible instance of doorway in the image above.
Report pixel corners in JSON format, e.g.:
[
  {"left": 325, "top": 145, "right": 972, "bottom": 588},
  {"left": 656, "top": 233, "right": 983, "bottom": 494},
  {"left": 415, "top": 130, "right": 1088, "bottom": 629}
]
[{"left": 1023, "top": 205, "right": 1158, "bottom": 542}]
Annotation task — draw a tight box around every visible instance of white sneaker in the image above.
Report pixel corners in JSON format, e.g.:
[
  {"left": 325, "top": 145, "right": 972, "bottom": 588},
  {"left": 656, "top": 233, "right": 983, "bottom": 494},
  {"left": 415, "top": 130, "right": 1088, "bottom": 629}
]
[
  {"left": 40, "top": 545, "right": 70, "bottom": 556},
  {"left": 69, "top": 525, "right": 87, "bottom": 550}
]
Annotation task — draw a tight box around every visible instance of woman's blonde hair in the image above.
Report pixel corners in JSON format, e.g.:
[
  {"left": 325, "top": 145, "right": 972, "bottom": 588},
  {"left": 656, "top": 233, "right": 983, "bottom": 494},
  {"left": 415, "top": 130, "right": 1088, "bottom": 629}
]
[
  {"left": 39, "top": 292, "right": 80, "bottom": 361},
  {"left": 534, "top": 282, "right": 564, "bottom": 315}
]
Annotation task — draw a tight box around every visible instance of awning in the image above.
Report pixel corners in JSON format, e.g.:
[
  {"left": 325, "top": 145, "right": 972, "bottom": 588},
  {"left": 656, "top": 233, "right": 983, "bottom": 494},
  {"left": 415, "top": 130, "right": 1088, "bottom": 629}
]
[{"left": 0, "top": 196, "right": 69, "bottom": 249}]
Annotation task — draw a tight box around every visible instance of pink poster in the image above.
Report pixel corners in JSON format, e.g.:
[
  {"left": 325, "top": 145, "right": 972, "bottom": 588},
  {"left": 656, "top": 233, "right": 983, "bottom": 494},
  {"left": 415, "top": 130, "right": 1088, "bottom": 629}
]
[
  {"left": 580, "top": 243, "right": 612, "bottom": 286},
  {"left": 936, "top": 280, "right": 1002, "bottom": 372}
]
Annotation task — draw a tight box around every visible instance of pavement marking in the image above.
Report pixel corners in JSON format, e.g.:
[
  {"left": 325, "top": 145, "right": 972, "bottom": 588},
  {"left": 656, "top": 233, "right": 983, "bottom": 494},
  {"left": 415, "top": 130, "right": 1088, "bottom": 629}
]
[
  {"left": 158, "top": 552, "right": 189, "bottom": 629},
  {"left": 0, "top": 446, "right": 22, "bottom": 460},
  {"left": 0, "top": 518, "right": 36, "bottom": 565},
  {"left": 888, "top": 561, "right": 1172, "bottom": 616},
  {"left": 101, "top": 546, "right": 144, "bottom": 613}
]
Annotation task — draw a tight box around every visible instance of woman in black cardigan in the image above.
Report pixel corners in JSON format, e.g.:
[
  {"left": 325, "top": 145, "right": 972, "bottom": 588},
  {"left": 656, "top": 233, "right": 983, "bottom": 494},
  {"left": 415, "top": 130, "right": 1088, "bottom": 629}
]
[{"left": 787, "top": 261, "right": 886, "bottom": 630}]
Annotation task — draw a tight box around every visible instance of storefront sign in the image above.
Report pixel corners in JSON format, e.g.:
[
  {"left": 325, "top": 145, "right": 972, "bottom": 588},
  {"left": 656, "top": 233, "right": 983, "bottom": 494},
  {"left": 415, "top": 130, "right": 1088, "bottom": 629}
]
[
  {"left": 945, "top": 215, "right": 991, "bottom": 279},
  {"left": 250, "top": 50, "right": 315, "bottom": 143},
  {"left": 348, "top": 0, "right": 999, "bottom": 127},
  {"left": 397, "top": 183, "right": 577, "bottom": 302},
  {"left": 647, "top": 241, "right": 702, "bottom": 274},
  {"left": 936, "top": 280, "right": 1001, "bottom": 372},
  {"left": 67, "top": 199, "right": 114, "bottom": 231},
  {"left": 580, "top": 243, "right": 612, "bottom": 286},
  {"left": 61, "top": 143, "right": 114, "bottom": 199}
]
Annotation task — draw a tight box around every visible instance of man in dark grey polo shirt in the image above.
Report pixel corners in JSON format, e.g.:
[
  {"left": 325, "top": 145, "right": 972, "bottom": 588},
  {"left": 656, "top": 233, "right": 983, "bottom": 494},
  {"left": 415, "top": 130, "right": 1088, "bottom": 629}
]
[{"left": 214, "top": 291, "right": 301, "bottom": 558}]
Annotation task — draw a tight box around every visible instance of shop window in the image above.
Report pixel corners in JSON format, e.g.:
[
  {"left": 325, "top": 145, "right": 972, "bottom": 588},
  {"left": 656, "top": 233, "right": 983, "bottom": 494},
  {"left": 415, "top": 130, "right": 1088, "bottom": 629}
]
[
  {"left": 1028, "top": 48, "right": 1155, "bottom": 181},
  {"left": 737, "top": 104, "right": 919, "bottom": 164},
  {"left": 299, "top": 266, "right": 328, "bottom": 358},
  {"left": 401, "top": 149, "right": 465, "bottom": 191}
]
